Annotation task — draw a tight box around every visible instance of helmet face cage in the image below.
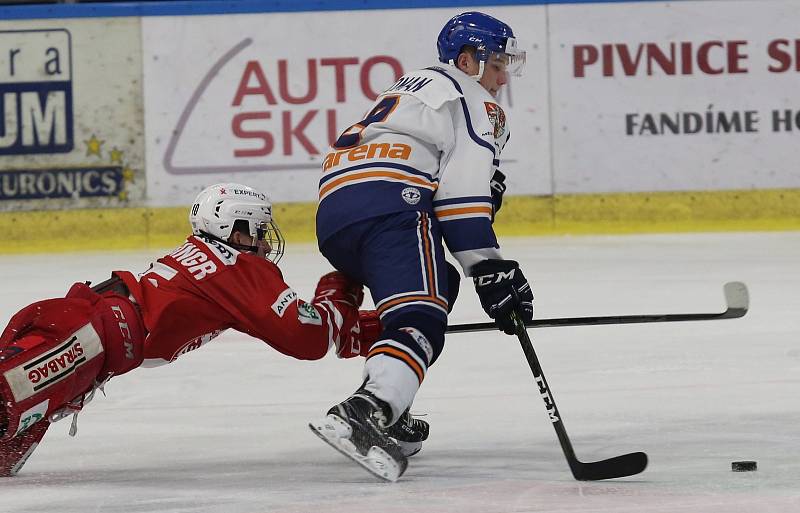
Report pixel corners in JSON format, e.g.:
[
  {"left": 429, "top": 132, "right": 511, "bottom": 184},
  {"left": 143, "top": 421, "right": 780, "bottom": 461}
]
[
  {"left": 255, "top": 219, "right": 285, "bottom": 264},
  {"left": 437, "top": 11, "right": 526, "bottom": 78},
  {"left": 190, "top": 183, "right": 285, "bottom": 263}
]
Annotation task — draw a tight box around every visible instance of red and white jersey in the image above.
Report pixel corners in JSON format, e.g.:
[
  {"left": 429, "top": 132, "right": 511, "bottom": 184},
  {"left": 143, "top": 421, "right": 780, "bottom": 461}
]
[
  {"left": 116, "top": 235, "right": 344, "bottom": 366},
  {"left": 316, "top": 63, "right": 506, "bottom": 275}
]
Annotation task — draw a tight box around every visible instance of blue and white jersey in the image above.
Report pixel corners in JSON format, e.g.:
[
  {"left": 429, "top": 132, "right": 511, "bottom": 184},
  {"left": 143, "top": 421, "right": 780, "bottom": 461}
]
[{"left": 316, "top": 63, "right": 508, "bottom": 275}]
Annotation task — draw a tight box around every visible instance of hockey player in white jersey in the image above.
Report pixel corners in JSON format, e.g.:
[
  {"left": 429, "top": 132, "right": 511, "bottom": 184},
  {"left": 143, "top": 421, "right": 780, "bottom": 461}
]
[{"left": 310, "top": 11, "right": 533, "bottom": 481}]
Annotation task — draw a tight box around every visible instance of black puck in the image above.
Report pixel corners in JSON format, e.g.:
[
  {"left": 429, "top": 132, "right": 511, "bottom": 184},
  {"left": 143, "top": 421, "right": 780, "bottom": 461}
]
[{"left": 731, "top": 461, "right": 757, "bottom": 472}]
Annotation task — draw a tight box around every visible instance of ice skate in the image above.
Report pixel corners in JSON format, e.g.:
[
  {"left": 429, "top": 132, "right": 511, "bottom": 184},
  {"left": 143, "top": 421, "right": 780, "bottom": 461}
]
[
  {"left": 309, "top": 390, "right": 408, "bottom": 482},
  {"left": 384, "top": 409, "right": 429, "bottom": 457}
]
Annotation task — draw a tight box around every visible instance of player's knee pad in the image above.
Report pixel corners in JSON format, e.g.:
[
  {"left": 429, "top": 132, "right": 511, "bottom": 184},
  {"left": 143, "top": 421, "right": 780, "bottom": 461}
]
[
  {"left": 65, "top": 282, "right": 145, "bottom": 377},
  {"left": 0, "top": 322, "right": 105, "bottom": 441},
  {"left": 0, "top": 283, "right": 145, "bottom": 442},
  {"left": 95, "top": 299, "right": 145, "bottom": 378}
]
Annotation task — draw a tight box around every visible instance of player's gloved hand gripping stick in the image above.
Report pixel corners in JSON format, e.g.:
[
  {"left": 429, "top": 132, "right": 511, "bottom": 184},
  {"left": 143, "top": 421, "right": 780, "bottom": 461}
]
[
  {"left": 467, "top": 269, "right": 749, "bottom": 479},
  {"left": 471, "top": 259, "right": 647, "bottom": 479},
  {"left": 471, "top": 259, "right": 533, "bottom": 335}
]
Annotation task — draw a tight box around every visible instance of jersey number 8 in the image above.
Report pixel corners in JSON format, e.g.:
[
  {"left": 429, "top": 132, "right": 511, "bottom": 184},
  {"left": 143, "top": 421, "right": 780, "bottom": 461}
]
[{"left": 333, "top": 95, "right": 400, "bottom": 149}]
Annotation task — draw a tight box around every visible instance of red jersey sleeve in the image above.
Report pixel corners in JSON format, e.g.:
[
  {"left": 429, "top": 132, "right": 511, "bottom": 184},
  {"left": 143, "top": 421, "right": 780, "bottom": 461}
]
[{"left": 160, "top": 236, "right": 342, "bottom": 360}]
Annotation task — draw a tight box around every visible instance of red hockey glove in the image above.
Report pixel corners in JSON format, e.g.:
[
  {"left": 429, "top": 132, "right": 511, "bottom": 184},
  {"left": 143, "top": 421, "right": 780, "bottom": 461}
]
[
  {"left": 356, "top": 310, "right": 382, "bottom": 356},
  {"left": 313, "top": 272, "right": 364, "bottom": 308},
  {"left": 326, "top": 309, "right": 383, "bottom": 359},
  {"left": 313, "top": 272, "right": 364, "bottom": 358}
]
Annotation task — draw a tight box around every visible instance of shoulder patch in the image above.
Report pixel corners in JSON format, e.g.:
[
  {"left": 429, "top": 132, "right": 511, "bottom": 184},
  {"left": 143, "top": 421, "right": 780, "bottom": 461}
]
[
  {"left": 271, "top": 288, "right": 297, "bottom": 317},
  {"left": 297, "top": 301, "right": 323, "bottom": 326}
]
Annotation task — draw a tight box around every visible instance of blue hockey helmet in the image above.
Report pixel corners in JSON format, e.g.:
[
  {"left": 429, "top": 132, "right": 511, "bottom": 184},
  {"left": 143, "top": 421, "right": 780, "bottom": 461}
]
[{"left": 437, "top": 11, "right": 526, "bottom": 77}]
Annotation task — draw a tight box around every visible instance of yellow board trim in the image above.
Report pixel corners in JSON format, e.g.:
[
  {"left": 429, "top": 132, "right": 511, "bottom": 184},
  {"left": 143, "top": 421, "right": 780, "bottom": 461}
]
[
  {"left": 494, "top": 188, "right": 800, "bottom": 236},
  {"left": 1, "top": 188, "right": 799, "bottom": 254}
]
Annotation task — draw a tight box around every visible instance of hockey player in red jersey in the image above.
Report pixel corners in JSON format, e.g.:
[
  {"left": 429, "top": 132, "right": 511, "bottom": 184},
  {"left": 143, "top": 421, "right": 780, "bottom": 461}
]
[
  {"left": 310, "top": 12, "right": 533, "bottom": 481},
  {"left": 0, "top": 182, "right": 404, "bottom": 477}
]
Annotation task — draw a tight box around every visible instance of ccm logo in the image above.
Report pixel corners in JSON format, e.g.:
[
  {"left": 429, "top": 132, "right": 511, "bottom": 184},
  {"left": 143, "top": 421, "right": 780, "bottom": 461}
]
[
  {"left": 110, "top": 305, "right": 135, "bottom": 360},
  {"left": 475, "top": 269, "right": 514, "bottom": 286}
]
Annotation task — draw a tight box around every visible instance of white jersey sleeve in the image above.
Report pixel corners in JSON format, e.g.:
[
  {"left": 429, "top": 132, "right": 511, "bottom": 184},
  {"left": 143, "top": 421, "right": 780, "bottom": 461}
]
[{"left": 425, "top": 66, "right": 507, "bottom": 276}]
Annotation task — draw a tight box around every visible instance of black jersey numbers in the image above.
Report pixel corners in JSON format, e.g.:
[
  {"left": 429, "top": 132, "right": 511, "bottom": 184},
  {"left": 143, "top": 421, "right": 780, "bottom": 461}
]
[{"left": 334, "top": 95, "right": 400, "bottom": 149}]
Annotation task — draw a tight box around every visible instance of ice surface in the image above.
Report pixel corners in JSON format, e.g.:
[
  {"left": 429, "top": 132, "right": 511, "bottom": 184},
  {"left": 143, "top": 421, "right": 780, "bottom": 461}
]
[{"left": 1, "top": 232, "right": 798, "bottom": 513}]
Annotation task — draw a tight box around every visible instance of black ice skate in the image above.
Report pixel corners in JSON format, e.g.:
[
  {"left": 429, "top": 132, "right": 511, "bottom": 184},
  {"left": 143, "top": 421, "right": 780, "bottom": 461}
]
[
  {"left": 309, "top": 390, "right": 408, "bottom": 482},
  {"left": 384, "top": 409, "right": 429, "bottom": 457}
]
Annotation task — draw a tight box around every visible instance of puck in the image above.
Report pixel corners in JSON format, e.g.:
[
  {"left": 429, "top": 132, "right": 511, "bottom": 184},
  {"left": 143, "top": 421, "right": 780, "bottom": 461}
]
[{"left": 731, "top": 461, "right": 757, "bottom": 472}]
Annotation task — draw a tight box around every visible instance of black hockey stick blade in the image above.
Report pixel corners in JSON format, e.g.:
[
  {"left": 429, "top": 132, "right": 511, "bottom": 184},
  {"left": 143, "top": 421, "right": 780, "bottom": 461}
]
[
  {"left": 448, "top": 281, "right": 748, "bottom": 334},
  {"left": 571, "top": 451, "right": 648, "bottom": 481},
  {"left": 509, "top": 311, "right": 648, "bottom": 481}
]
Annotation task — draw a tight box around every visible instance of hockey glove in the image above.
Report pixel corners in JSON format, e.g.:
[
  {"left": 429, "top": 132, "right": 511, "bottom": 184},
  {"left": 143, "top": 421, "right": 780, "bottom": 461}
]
[
  {"left": 472, "top": 259, "right": 534, "bottom": 335},
  {"left": 490, "top": 169, "right": 507, "bottom": 222},
  {"left": 314, "top": 271, "right": 364, "bottom": 308}
]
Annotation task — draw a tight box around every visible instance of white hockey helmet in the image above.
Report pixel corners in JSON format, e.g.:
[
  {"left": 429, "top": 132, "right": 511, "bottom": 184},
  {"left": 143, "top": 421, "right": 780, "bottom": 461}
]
[{"left": 189, "top": 183, "right": 285, "bottom": 263}]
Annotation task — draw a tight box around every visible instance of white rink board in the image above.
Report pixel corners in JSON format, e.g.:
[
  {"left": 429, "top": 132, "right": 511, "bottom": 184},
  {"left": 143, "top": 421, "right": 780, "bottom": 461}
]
[
  {"left": 142, "top": 6, "right": 550, "bottom": 206},
  {"left": 549, "top": 0, "right": 800, "bottom": 193}
]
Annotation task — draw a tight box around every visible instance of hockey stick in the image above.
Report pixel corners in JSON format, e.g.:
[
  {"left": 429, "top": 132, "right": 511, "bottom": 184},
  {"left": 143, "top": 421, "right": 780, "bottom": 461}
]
[
  {"left": 448, "top": 281, "right": 748, "bottom": 334},
  {"left": 510, "top": 309, "right": 648, "bottom": 480}
]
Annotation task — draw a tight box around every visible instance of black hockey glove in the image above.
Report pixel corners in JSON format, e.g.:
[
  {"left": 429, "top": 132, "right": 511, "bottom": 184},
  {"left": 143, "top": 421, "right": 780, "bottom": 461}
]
[
  {"left": 472, "top": 259, "right": 534, "bottom": 335},
  {"left": 490, "top": 169, "right": 507, "bottom": 222}
]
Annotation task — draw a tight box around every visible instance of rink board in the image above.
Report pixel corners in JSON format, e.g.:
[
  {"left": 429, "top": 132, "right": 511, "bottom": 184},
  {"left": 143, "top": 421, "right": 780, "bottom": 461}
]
[
  {"left": 1, "top": 188, "right": 799, "bottom": 253},
  {"left": 0, "top": 0, "right": 799, "bottom": 253}
]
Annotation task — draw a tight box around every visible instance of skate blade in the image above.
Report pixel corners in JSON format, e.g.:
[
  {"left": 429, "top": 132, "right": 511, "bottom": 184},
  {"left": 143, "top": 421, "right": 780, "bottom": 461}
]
[
  {"left": 394, "top": 439, "right": 422, "bottom": 458},
  {"left": 309, "top": 414, "right": 403, "bottom": 483}
]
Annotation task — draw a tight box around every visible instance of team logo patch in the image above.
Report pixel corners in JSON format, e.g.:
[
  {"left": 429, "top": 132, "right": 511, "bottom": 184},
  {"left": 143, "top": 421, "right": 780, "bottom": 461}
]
[
  {"left": 271, "top": 288, "right": 298, "bottom": 317},
  {"left": 399, "top": 327, "right": 433, "bottom": 363},
  {"left": 401, "top": 187, "right": 421, "bottom": 205},
  {"left": 14, "top": 399, "right": 49, "bottom": 436},
  {"left": 484, "top": 102, "right": 507, "bottom": 139},
  {"left": 297, "top": 302, "right": 323, "bottom": 326}
]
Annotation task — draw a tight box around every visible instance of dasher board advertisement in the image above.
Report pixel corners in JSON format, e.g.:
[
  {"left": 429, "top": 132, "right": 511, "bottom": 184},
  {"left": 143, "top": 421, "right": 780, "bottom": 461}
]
[
  {"left": 549, "top": 0, "right": 800, "bottom": 194},
  {"left": 142, "top": 6, "right": 549, "bottom": 206},
  {"left": 0, "top": 18, "right": 144, "bottom": 210}
]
